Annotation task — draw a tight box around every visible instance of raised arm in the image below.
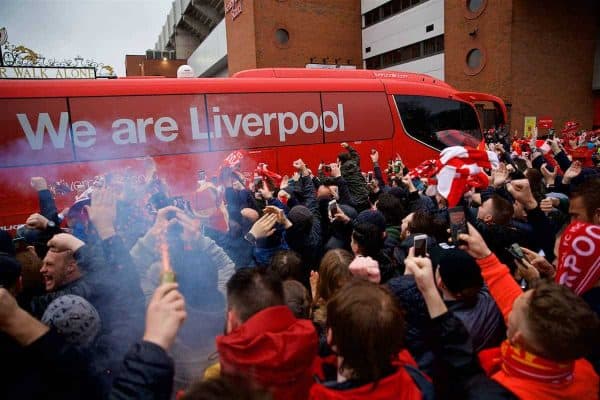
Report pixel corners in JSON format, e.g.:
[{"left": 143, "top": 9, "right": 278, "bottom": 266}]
[
  {"left": 458, "top": 223, "right": 522, "bottom": 321},
  {"left": 110, "top": 283, "right": 186, "bottom": 400},
  {"left": 31, "top": 177, "right": 60, "bottom": 225}
]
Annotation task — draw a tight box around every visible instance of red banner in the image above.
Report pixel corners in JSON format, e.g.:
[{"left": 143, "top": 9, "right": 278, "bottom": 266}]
[
  {"left": 537, "top": 117, "right": 553, "bottom": 129},
  {"left": 0, "top": 91, "right": 395, "bottom": 167}
]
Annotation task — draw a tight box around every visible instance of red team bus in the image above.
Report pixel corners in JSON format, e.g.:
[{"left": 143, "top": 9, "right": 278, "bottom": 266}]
[{"left": 0, "top": 68, "right": 506, "bottom": 231}]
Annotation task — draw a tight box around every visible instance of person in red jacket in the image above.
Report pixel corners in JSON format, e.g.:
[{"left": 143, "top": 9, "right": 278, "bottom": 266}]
[
  {"left": 215, "top": 267, "right": 319, "bottom": 400},
  {"left": 309, "top": 279, "right": 430, "bottom": 400},
  {"left": 459, "top": 223, "right": 600, "bottom": 400}
]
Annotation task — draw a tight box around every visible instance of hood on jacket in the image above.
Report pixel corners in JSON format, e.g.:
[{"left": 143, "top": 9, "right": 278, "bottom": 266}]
[
  {"left": 216, "top": 305, "right": 318, "bottom": 388},
  {"left": 309, "top": 350, "right": 424, "bottom": 400}
]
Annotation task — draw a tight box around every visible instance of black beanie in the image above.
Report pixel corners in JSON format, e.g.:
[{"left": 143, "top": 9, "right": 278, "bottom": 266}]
[
  {"left": 288, "top": 205, "right": 313, "bottom": 233},
  {"left": 0, "top": 254, "right": 22, "bottom": 288},
  {"left": 430, "top": 246, "right": 483, "bottom": 294},
  {"left": 0, "top": 230, "right": 15, "bottom": 256}
]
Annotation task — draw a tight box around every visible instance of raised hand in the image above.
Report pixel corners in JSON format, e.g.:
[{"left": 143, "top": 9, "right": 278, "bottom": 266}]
[
  {"left": 47, "top": 233, "right": 85, "bottom": 254},
  {"left": 562, "top": 161, "right": 582, "bottom": 185},
  {"left": 514, "top": 257, "right": 540, "bottom": 284},
  {"left": 370, "top": 149, "right": 379, "bottom": 163},
  {"left": 292, "top": 159, "right": 306, "bottom": 172},
  {"left": 491, "top": 163, "right": 509, "bottom": 188},
  {"left": 280, "top": 175, "right": 290, "bottom": 190},
  {"left": 85, "top": 188, "right": 117, "bottom": 239},
  {"left": 263, "top": 205, "right": 289, "bottom": 227},
  {"left": 540, "top": 163, "right": 557, "bottom": 186},
  {"left": 330, "top": 163, "right": 341, "bottom": 178},
  {"left": 507, "top": 179, "right": 537, "bottom": 210},
  {"left": 26, "top": 213, "right": 51, "bottom": 230},
  {"left": 30, "top": 177, "right": 48, "bottom": 191},
  {"left": 248, "top": 213, "right": 278, "bottom": 240},
  {"left": 404, "top": 247, "right": 447, "bottom": 318},
  {"left": 331, "top": 207, "right": 350, "bottom": 223},
  {"left": 404, "top": 247, "right": 435, "bottom": 294},
  {"left": 150, "top": 206, "right": 181, "bottom": 237},
  {"left": 458, "top": 222, "right": 492, "bottom": 260},
  {"left": 521, "top": 247, "right": 555, "bottom": 278},
  {"left": 143, "top": 283, "right": 187, "bottom": 351}
]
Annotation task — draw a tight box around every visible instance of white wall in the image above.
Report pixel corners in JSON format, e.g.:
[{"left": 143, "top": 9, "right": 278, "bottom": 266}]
[
  {"left": 362, "top": 0, "right": 443, "bottom": 59},
  {"left": 384, "top": 53, "right": 444, "bottom": 80},
  {"left": 362, "top": 0, "right": 393, "bottom": 14},
  {"left": 187, "top": 19, "right": 227, "bottom": 77}
]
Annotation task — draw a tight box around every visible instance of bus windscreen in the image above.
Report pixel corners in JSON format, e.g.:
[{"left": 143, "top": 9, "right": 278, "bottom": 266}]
[{"left": 394, "top": 95, "right": 482, "bottom": 150}]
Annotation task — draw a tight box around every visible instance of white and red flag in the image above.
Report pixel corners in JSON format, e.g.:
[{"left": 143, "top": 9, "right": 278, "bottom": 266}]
[{"left": 435, "top": 146, "right": 499, "bottom": 207}]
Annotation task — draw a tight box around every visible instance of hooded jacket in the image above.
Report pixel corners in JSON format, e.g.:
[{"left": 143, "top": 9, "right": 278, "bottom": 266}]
[
  {"left": 309, "top": 350, "right": 427, "bottom": 400},
  {"left": 216, "top": 305, "right": 319, "bottom": 400}
]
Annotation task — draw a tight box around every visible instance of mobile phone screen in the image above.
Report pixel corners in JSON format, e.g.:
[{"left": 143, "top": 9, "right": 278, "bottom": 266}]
[
  {"left": 414, "top": 235, "right": 427, "bottom": 257},
  {"left": 449, "top": 206, "right": 468, "bottom": 244},
  {"left": 509, "top": 243, "right": 524, "bottom": 259},
  {"left": 328, "top": 200, "right": 338, "bottom": 218}
]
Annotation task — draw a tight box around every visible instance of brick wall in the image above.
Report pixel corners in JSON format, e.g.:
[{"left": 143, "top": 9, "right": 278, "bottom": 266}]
[
  {"left": 125, "top": 55, "right": 187, "bottom": 77},
  {"left": 445, "top": 0, "right": 599, "bottom": 133},
  {"left": 225, "top": 0, "right": 362, "bottom": 75},
  {"left": 510, "top": 0, "right": 597, "bottom": 131},
  {"left": 225, "top": 0, "right": 258, "bottom": 74},
  {"left": 445, "top": 0, "right": 514, "bottom": 126}
]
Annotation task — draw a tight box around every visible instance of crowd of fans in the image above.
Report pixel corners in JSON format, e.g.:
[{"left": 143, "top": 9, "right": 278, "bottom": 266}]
[{"left": 1, "top": 129, "right": 599, "bottom": 399}]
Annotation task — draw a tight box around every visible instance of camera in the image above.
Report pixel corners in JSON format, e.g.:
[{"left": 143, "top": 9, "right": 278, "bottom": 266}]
[
  {"left": 197, "top": 169, "right": 206, "bottom": 184},
  {"left": 146, "top": 192, "right": 193, "bottom": 217}
]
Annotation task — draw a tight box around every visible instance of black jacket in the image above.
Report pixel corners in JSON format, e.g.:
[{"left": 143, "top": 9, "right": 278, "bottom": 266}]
[
  {"left": 110, "top": 341, "right": 174, "bottom": 400},
  {"left": 340, "top": 145, "right": 370, "bottom": 211},
  {"left": 1, "top": 329, "right": 101, "bottom": 400},
  {"left": 386, "top": 275, "right": 435, "bottom": 373},
  {"left": 445, "top": 287, "right": 506, "bottom": 353},
  {"left": 429, "top": 312, "right": 517, "bottom": 399},
  {"left": 286, "top": 175, "right": 323, "bottom": 271},
  {"left": 30, "top": 235, "right": 146, "bottom": 397}
]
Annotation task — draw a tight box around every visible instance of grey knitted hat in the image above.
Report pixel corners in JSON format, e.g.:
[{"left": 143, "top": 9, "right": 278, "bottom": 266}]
[{"left": 41, "top": 294, "right": 101, "bottom": 348}]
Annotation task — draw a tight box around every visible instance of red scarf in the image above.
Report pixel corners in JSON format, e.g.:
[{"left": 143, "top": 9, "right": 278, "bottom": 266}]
[
  {"left": 556, "top": 222, "right": 600, "bottom": 296},
  {"left": 480, "top": 341, "right": 575, "bottom": 385}
]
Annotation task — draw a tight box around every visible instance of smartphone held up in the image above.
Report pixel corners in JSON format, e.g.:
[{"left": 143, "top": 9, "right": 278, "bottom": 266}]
[
  {"left": 448, "top": 206, "right": 468, "bottom": 244},
  {"left": 328, "top": 199, "right": 339, "bottom": 220},
  {"left": 507, "top": 243, "right": 525, "bottom": 260},
  {"left": 413, "top": 234, "right": 428, "bottom": 257}
]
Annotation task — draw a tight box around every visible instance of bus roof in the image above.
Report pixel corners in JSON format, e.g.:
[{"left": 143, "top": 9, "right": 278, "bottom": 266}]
[
  {"left": 0, "top": 68, "right": 458, "bottom": 99},
  {"left": 233, "top": 68, "right": 452, "bottom": 89}
]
